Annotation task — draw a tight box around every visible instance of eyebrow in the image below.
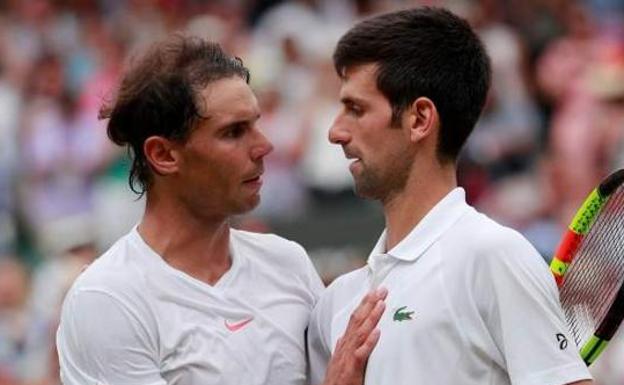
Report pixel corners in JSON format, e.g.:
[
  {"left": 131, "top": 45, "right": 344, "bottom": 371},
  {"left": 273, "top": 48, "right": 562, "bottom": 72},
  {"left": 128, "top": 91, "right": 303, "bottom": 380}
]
[
  {"left": 197, "top": 109, "right": 261, "bottom": 121},
  {"left": 218, "top": 113, "right": 262, "bottom": 129},
  {"left": 340, "top": 96, "right": 368, "bottom": 106}
]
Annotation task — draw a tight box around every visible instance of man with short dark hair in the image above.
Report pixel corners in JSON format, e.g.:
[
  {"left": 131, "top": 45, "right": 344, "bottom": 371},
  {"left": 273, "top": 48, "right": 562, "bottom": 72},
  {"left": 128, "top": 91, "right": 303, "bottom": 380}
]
[
  {"left": 307, "top": 8, "right": 593, "bottom": 385},
  {"left": 56, "top": 35, "right": 383, "bottom": 385}
]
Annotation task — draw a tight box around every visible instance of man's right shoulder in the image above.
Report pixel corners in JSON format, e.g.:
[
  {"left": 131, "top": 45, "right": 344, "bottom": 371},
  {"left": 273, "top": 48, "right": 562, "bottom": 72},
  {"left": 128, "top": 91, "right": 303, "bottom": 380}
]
[{"left": 70, "top": 234, "right": 147, "bottom": 297}]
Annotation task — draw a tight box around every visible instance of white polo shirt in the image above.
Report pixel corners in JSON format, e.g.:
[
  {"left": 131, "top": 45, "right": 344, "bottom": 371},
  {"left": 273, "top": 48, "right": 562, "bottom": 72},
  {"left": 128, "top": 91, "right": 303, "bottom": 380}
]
[
  {"left": 57, "top": 227, "right": 324, "bottom": 385},
  {"left": 307, "top": 188, "right": 591, "bottom": 385}
]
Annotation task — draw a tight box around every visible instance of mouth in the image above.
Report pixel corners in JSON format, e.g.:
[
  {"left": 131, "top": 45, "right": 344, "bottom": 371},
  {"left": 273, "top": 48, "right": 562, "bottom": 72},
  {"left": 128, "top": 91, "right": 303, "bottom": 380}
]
[
  {"left": 344, "top": 151, "right": 361, "bottom": 164},
  {"left": 243, "top": 175, "right": 262, "bottom": 183},
  {"left": 344, "top": 148, "right": 361, "bottom": 162},
  {"left": 343, "top": 149, "right": 361, "bottom": 174},
  {"left": 347, "top": 157, "right": 363, "bottom": 175},
  {"left": 243, "top": 168, "right": 264, "bottom": 187}
]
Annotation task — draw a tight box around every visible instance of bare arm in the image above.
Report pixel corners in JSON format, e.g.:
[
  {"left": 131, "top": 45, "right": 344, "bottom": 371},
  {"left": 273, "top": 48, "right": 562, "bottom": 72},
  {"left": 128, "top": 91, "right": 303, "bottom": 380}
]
[
  {"left": 567, "top": 380, "right": 592, "bottom": 385},
  {"left": 321, "top": 287, "right": 387, "bottom": 385}
]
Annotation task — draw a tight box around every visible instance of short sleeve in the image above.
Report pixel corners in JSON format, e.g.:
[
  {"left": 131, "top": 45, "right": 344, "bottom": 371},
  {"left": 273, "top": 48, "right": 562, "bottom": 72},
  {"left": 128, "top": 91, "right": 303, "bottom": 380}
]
[
  {"left": 56, "top": 288, "right": 166, "bottom": 385},
  {"left": 292, "top": 241, "right": 325, "bottom": 304},
  {"left": 477, "top": 231, "right": 592, "bottom": 385}
]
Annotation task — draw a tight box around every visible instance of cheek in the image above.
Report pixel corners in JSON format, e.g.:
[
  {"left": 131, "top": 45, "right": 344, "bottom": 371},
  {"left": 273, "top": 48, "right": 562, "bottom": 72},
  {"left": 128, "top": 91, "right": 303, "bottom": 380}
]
[
  {"left": 386, "top": 139, "right": 413, "bottom": 173},
  {"left": 372, "top": 134, "right": 410, "bottom": 168},
  {"left": 204, "top": 162, "right": 238, "bottom": 191},
  {"left": 182, "top": 153, "right": 233, "bottom": 193},
  {"left": 360, "top": 110, "right": 393, "bottom": 140}
]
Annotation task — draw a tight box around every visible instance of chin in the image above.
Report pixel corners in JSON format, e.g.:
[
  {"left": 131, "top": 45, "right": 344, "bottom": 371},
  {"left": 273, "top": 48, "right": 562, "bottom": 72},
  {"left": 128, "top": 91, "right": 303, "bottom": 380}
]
[
  {"left": 353, "top": 186, "right": 376, "bottom": 200},
  {"left": 233, "top": 195, "right": 261, "bottom": 215},
  {"left": 354, "top": 179, "right": 386, "bottom": 201}
]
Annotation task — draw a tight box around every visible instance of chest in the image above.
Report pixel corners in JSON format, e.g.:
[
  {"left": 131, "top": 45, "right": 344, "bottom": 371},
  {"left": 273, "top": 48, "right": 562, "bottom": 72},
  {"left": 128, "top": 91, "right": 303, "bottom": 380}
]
[
  {"left": 330, "top": 255, "right": 471, "bottom": 384},
  {"left": 149, "top": 269, "right": 312, "bottom": 385}
]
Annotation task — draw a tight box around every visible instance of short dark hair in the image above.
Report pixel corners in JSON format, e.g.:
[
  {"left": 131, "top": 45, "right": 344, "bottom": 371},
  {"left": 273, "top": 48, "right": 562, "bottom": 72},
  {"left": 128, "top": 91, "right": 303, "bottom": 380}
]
[
  {"left": 100, "top": 35, "right": 250, "bottom": 195},
  {"left": 333, "top": 7, "right": 491, "bottom": 162}
]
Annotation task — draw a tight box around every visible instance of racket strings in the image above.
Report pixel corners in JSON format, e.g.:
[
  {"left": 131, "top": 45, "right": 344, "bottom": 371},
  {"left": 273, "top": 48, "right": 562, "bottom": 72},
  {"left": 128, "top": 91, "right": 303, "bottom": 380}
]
[{"left": 559, "top": 185, "right": 624, "bottom": 347}]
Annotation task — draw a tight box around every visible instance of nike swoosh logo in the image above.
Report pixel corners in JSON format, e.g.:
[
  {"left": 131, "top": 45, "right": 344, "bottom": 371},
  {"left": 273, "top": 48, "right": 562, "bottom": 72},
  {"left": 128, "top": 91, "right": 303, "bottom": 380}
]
[{"left": 224, "top": 317, "right": 254, "bottom": 332}]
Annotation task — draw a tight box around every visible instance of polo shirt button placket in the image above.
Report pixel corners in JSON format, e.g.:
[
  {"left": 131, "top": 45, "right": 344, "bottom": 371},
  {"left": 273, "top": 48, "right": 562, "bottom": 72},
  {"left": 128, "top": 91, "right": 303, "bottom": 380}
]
[{"left": 369, "top": 253, "right": 394, "bottom": 289}]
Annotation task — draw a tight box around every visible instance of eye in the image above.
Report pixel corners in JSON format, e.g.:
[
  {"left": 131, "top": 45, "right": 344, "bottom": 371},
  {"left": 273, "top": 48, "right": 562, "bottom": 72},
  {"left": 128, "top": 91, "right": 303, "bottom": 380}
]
[
  {"left": 223, "top": 123, "right": 247, "bottom": 139},
  {"left": 344, "top": 102, "right": 363, "bottom": 117}
]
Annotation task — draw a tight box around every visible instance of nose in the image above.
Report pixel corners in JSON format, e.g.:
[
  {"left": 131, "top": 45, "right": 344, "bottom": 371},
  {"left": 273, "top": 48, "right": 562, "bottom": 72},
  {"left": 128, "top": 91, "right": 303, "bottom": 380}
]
[
  {"left": 328, "top": 116, "right": 350, "bottom": 145},
  {"left": 250, "top": 129, "right": 274, "bottom": 161}
]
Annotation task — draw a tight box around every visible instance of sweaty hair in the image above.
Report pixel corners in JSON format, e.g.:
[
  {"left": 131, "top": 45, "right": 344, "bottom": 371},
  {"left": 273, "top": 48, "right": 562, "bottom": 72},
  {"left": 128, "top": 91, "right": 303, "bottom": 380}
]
[
  {"left": 333, "top": 7, "right": 491, "bottom": 163},
  {"left": 100, "top": 35, "right": 250, "bottom": 195}
]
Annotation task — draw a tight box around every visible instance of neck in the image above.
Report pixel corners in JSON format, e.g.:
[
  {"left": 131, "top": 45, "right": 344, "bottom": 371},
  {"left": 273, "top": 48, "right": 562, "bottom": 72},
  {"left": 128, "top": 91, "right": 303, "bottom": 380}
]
[
  {"left": 137, "top": 189, "right": 232, "bottom": 286},
  {"left": 382, "top": 160, "right": 457, "bottom": 251}
]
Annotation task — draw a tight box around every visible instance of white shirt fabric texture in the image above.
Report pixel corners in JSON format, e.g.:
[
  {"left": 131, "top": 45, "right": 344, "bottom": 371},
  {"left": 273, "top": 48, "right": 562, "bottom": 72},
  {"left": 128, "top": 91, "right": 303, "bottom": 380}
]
[
  {"left": 307, "top": 188, "right": 592, "bottom": 385},
  {"left": 57, "top": 227, "right": 324, "bottom": 385}
]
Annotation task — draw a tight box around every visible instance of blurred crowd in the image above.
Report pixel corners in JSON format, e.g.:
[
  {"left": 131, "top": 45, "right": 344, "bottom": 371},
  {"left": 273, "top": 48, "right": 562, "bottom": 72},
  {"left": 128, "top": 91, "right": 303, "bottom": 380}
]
[{"left": 0, "top": 0, "right": 622, "bottom": 384}]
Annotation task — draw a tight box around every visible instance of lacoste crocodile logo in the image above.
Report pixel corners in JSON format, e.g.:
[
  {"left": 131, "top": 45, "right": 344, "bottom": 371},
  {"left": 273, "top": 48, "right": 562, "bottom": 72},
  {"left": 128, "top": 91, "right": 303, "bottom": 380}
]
[
  {"left": 393, "top": 306, "right": 415, "bottom": 322},
  {"left": 224, "top": 317, "right": 254, "bottom": 332}
]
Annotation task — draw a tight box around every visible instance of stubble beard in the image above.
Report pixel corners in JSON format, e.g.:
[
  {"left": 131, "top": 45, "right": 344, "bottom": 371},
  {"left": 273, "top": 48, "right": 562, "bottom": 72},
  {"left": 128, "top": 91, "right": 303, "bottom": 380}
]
[
  {"left": 231, "top": 191, "right": 261, "bottom": 216},
  {"left": 353, "top": 156, "right": 412, "bottom": 203},
  {"left": 353, "top": 167, "right": 385, "bottom": 200},
  {"left": 182, "top": 185, "right": 261, "bottom": 220}
]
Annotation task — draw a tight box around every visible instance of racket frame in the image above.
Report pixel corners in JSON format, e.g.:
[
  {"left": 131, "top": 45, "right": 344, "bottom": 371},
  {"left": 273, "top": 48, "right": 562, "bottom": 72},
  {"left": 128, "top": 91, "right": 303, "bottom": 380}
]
[{"left": 549, "top": 169, "right": 624, "bottom": 365}]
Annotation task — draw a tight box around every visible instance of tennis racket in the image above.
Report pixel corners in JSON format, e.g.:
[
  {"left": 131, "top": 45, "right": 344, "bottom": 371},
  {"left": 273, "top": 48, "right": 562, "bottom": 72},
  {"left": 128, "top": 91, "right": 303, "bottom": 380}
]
[{"left": 550, "top": 169, "right": 624, "bottom": 366}]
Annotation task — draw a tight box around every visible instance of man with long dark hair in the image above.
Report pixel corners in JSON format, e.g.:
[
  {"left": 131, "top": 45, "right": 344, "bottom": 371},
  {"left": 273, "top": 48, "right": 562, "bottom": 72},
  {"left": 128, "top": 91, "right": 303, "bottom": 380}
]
[{"left": 56, "top": 35, "right": 383, "bottom": 385}]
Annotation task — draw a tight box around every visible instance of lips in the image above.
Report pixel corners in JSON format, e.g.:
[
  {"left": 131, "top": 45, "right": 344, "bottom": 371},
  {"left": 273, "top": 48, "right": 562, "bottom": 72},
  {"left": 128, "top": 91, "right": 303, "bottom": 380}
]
[
  {"left": 242, "top": 167, "right": 264, "bottom": 183},
  {"left": 349, "top": 159, "right": 361, "bottom": 174},
  {"left": 343, "top": 147, "right": 361, "bottom": 161},
  {"left": 343, "top": 149, "right": 362, "bottom": 172},
  {"left": 242, "top": 169, "right": 264, "bottom": 191}
]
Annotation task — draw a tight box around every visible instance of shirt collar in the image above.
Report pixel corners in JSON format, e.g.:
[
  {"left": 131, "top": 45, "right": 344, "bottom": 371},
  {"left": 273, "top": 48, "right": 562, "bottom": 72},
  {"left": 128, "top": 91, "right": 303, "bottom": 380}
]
[{"left": 367, "top": 187, "right": 470, "bottom": 263}]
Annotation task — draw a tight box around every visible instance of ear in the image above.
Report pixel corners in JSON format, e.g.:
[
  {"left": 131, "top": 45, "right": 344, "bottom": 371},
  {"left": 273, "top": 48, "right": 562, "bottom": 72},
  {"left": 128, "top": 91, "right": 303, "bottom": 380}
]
[
  {"left": 143, "top": 136, "right": 181, "bottom": 176},
  {"left": 404, "top": 97, "right": 438, "bottom": 143}
]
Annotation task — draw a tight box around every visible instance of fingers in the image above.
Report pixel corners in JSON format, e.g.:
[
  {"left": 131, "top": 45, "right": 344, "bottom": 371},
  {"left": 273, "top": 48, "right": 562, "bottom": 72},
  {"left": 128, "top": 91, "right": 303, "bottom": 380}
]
[
  {"left": 375, "top": 287, "right": 388, "bottom": 301},
  {"left": 354, "top": 328, "right": 381, "bottom": 361},
  {"left": 347, "top": 287, "right": 388, "bottom": 331},
  {"left": 347, "top": 292, "right": 376, "bottom": 329},
  {"left": 342, "top": 288, "right": 387, "bottom": 350},
  {"left": 322, "top": 288, "right": 387, "bottom": 385},
  {"left": 359, "top": 299, "right": 385, "bottom": 339},
  {"left": 352, "top": 298, "right": 384, "bottom": 364},
  {"left": 335, "top": 336, "right": 345, "bottom": 350}
]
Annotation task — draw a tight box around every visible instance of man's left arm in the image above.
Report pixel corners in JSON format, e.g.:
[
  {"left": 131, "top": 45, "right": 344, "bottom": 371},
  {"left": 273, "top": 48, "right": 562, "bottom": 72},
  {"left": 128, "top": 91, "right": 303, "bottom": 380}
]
[{"left": 477, "top": 230, "right": 593, "bottom": 385}]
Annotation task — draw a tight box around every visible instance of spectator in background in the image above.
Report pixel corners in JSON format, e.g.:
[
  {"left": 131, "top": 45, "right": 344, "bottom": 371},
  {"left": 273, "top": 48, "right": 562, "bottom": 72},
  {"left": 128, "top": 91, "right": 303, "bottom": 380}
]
[
  {"left": 536, "top": 2, "right": 609, "bottom": 223},
  {"left": 0, "top": 258, "right": 29, "bottom": 384},
  {"left": 300, "top": 58, "right": 354, "bottom": 203},
  {"left": 18, "top": 53, "right": 110, "bottom": 255},
  {"left": 252, "top": 85, "right": 308, "bottom": 220},
  {"left": 0, "top": 63, "right": 20, "bottom": 254},
  {"left": 584, "top": 39, "right": 624, "bottom": 170},
  {"left": 462, "top": 0, "right": 541, "bottom": 200},
  {"left": 20, "top": 216, "right": 98, "bottom": 385}
]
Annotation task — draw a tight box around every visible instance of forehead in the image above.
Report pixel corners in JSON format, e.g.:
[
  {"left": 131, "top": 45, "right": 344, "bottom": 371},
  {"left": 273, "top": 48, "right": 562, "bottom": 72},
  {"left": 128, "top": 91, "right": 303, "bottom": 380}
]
[
  {"left": 339, "top": 63, "right": 386, "bottom": 102},
  {"left": 197, "top": 77, "right": 260, "bottom": 123}
]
